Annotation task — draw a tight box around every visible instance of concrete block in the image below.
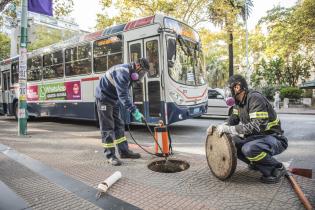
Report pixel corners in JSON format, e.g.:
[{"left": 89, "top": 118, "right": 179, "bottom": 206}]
[
  {"left": 302, "top": 98, "right": 312, "bottom": 107},
  {"left": 283, "top": 98, "right": 289, "bottom": 108}
]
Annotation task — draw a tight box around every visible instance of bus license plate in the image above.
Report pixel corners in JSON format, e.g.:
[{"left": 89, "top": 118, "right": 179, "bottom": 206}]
[{"left": 193, "top": 108, "right": 199, "bottom": 114}]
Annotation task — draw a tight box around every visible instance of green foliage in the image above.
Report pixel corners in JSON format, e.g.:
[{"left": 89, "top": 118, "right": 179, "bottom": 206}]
[
  {"left": 1, "top": 0, "right": 74, "bottom": 17},
  {"left": 1, "top": 0, "right": 74, "bottom": 29},
  {"left": 0, "top": 32, "right": 10, "bottom": 60},
  {"left": 261, "top": 86, "right": 275, "bottom": 101},
  {"left": 207, "top": 0, "right": 253, "bottom": 76},
  {"left": 251, "top": 54, "right": 311, "bottom": 88},
  {"left": 250, "top": 57, "right": 285, "bottom": 87},
  {"left": 200, "top": 24, "right": 249, "bottom": 87},
  {"left": 208, "top": 0, "right": 253, "bottom": 32},
  {"left": 283, "top": 54, "right": 311, "bottom": 87},
  {"left": 280, "top": 87, "right": 303, "bottom": 99},
  {"left": 28, "top": 26, "right": 76, "bottom": 51},
  {"left": 250, "top": 1, "right": 314, "bottom": 88},
  {"left": 96, "top": 0, "right": 210, "bottom": 29},
  {"left": 199, "top": 28, "right": 228, "bottom": 87},
  {"left": 206, "top": 57, "right": 229, "bottom": 88},
  {"left": 259, "top": 1, "right": 315, "bottom": 66},
  {"left": 53, "top": 0, "right": 74, "bottom": 17}
]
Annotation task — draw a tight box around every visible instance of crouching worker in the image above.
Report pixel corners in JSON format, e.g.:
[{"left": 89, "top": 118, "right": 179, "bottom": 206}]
[
  {"left": 95, "top": 58, "right": 150, "bottom": 166},
  {"left": 207, "top": 75, "right": 288, "bottom": 183}
]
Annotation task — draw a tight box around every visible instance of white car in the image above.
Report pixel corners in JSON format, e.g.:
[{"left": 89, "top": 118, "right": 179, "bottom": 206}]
[{"left": 205, "top": 88, "right": 230, "bottom": 117}]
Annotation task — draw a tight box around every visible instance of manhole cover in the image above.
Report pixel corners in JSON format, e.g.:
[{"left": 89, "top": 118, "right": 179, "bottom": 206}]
[{"left": 148, "top": 159, "right": 190, "bottom": 173}]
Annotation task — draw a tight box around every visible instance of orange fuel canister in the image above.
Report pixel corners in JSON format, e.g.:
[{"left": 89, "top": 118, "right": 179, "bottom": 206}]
[{"left": 154, "top": 123, "right": 170, "bottom": 156}]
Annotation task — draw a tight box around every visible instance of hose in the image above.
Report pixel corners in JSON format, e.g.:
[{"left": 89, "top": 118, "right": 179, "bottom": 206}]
[
  {"left": 127, "top": 117, "right": 167, "bottom": 158},
  {"left": 166, "top": 127, "right": 173, "bottom": 154},
  {"left": 285, "top": 172, "right": 313, "bottom": 210}
]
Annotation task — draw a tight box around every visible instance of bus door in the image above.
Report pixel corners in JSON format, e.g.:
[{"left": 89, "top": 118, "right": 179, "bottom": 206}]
[
  {"left": 128, "top": 40, "right": 145, "bottom": 118},
  {"left": 128, "top": 37, "right": 162, "bottom": 123},
  {"left": 144, "top": 37, "right": 162, "bottom": 122},
  {"left": 1, "top": 71, "right": 11, "bottom": 114}
]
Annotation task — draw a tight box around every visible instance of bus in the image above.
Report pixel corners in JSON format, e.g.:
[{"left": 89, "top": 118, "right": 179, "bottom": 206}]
[{"left": 0, "top": 14, "right": 208, "bottom": 125}]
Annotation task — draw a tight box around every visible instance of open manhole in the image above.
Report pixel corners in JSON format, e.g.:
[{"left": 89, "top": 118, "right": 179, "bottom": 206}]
[{"left": 148, "top": 159, "right": 190, "bottom": 173}]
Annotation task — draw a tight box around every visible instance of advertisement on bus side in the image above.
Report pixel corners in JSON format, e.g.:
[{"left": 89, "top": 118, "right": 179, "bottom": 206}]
[{"left": 27, "top": 81, "right": 81, "bottom": 101}]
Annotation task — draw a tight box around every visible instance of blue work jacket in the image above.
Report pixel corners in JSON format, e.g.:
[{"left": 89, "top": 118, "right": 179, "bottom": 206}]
[{"left": 95, "top": 64, "right": 136, "bottom": 113}]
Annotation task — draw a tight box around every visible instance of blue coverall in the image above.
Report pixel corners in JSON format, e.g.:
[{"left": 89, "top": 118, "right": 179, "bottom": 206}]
[{"left": 95, "top": 64, "right": 137, "bottom": 158}]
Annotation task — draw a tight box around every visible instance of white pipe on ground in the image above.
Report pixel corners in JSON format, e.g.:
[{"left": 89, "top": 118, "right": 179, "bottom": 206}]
[{"left": 97, "top": 171, "right": 122, "bottom": 193}]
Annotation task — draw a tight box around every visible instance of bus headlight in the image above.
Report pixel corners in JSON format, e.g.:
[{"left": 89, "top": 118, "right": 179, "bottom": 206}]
[{"left": 169, "top": 91, "right": 184, "bottom": 105}]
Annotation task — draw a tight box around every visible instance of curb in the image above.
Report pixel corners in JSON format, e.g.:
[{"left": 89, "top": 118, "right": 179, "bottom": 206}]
[{"left": 277, "top": 112, "right": 315, "bottom": 115}]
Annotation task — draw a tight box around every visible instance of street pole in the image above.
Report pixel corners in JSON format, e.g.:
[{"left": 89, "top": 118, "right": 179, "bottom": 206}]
[
  {"left": 18, "top": 0, "right": 28, "bottom": 136},
  {"left": 245, "top": 0, "right": 250, "bottom": 83}
]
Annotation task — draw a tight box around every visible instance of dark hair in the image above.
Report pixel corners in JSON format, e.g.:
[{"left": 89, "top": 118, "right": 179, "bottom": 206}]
[
  {"left": 228, "top": 74, "right": 248, "bottom": 90},
  {"left": 137, "top": 58, "right": 150, "bottom": 71}
]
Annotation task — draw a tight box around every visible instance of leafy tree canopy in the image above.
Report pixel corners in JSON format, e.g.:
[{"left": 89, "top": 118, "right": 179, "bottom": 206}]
[
  {"left": 0, "top": 33, "right": 10, "bottom": 60},
  {"left": 0, "top": 0, "right": 74, "bottom": 17},
  {"left": 96, "top": 0, "right": 210, "bottom": 29}
]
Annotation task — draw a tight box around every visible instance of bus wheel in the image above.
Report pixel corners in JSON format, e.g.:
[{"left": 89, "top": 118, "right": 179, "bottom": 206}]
[{"left": 14, "top": 102, "right": 18, "bottom": 120}]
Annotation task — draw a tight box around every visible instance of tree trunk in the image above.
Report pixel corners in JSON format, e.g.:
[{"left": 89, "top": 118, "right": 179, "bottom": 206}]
[{"left": 228, "top": 32, "right": 234, "bottom": 77}]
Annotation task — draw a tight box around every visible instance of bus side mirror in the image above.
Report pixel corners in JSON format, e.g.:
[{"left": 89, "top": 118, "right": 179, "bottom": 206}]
[{"left": 167, "top": 39, "right": 176, "bottom": 68}]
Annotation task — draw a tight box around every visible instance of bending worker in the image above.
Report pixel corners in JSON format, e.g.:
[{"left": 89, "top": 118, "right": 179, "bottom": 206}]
[
  {"left": 95, "top": 58, "right": 150, "bottom": 166},
  {"left": 207, "top": 75, "right": 288, "bottom": 184}
]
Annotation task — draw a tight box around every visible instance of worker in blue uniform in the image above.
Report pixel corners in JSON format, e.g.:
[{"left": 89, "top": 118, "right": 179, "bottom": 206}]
[
  {"left": 95, "top": 58, "right": 150, "bottom": 166},
  {"left": 208, "top": 75, "right": 288, "bottom": 183}
]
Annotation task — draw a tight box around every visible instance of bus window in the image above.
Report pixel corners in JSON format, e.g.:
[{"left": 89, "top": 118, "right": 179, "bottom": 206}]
[
  {"left": 65, "top": 47, "right": 77, "bottom": 63},
  {"left": 93, "top": 36, "right": 123, "bottom": 73},
  {"left": 27, "top": 56, "right": 42, "bottom": 81},
  {"left": 130, "top": 43, "right": 141, "bottom": 62},
  {"left": 108, "top": 53, "right": 122, "bottom": 69},
  {"left": 43, "top": 50, "right": 64, "bottom": 79},
  {"left": 11, "top": 61, "right": 19, "bottom": 84},
  {"left": 78, "top": 44, "right": 91, "bottom": 60},
  {"left": 65, "top": 43, "right": 92, "bottom": 76},
  {"left": 146, "top": 40, "right": 159, "bottom": 77}
]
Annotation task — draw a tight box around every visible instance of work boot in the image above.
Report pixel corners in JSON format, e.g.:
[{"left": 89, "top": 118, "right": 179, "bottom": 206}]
[
  {"left": 260, "top": 165, "right": 286, "bottom": 184},
  {"left": 120, "top": 150, "right": 141, "bottom": 159},
  {"left": 108, "top": 156, "right": 122, "bottom": 166}
]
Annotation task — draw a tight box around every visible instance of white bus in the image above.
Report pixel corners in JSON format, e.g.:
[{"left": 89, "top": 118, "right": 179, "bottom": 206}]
[{"left": 0, "top": 14, "right": 208, "bottom": 125}]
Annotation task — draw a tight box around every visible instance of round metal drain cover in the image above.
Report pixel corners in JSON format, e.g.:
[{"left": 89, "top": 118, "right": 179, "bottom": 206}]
[
  {"left": 148, "top": 159, "right": 190, "bottom": 173},
  {"left": 205, "top": 131, "right": 237, "bottom": 180}
]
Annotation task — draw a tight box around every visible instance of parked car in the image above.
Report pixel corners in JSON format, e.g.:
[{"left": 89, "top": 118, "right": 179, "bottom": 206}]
[{"left": 205, "top": 88, "right": 230, "bottom": 117}]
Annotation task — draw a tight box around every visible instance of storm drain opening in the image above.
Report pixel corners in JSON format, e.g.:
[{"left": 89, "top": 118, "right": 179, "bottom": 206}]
[{"left": 148, "top": 159, "right": 190, "bottom": 173}]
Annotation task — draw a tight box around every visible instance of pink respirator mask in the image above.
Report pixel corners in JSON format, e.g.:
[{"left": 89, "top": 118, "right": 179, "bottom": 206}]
[{"left": 224, "top": 87, "right": 235, "bottom": 107}]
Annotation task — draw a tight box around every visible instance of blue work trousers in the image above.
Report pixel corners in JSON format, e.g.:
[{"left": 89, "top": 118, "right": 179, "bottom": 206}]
[
  {"left": 96, "top": 99, "right": 129, "bottom": 159},
  {"left": 233, "top": 135, "right": 287, "bottom": 177}
]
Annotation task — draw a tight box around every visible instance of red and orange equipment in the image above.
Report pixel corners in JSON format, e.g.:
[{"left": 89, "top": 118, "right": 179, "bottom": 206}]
[{"left": 154, "top": 121, "right": 170, "bottom": 156}]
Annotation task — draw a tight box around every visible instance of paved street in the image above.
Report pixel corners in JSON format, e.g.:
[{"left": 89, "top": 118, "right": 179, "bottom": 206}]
[
  {"left": 131, "top": 114, "right": 315, "bottom": 166},
  {"left": 0, "top": 114, "right": 314, "bottom": 209}
]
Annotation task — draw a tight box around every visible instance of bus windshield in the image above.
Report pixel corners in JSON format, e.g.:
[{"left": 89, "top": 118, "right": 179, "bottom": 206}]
[{"left": 167, "top": 36, "right": 205, "bottom": 86}]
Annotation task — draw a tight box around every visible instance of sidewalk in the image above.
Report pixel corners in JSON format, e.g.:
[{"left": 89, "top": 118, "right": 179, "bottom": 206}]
[
  {"left": 276, "top": 107, "right": 315, "bottom": 115},
  {"left": 0, "top": 117, "right": 314, "bottom": 210}
]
